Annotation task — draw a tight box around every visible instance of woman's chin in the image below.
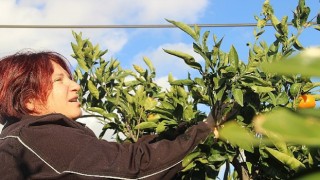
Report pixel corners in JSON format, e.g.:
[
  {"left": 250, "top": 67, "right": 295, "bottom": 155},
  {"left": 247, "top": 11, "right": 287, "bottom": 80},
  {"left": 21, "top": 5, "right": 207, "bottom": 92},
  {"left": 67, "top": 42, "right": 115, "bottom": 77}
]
[{"left": 70, "top": 110, "right": 82, "bottom": 120}]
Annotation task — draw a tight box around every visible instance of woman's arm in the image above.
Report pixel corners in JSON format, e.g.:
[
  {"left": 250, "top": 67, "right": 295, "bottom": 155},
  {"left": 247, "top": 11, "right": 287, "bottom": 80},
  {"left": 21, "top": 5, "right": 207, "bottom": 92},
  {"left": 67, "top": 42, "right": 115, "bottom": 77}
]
[
  {"left": 0, "top": 138, "right": 24, "bottom": 180},
  {"left": 19, "top": 120, "right": 212, "bottom": 179}
]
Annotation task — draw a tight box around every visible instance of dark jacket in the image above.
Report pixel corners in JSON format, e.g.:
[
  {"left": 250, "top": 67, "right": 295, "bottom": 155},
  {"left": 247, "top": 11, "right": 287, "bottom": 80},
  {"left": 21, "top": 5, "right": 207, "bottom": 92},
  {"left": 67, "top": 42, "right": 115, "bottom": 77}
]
[{"left": 0, "top": 113, "right": 211, "bottom": 179}]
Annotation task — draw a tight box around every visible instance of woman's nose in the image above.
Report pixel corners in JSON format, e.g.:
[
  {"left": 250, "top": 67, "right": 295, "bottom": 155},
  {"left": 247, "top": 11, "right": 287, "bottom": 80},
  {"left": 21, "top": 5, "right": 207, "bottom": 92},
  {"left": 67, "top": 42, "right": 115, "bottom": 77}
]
[{"left": 71, "top": 80, "right": 81, "bottom": 92}]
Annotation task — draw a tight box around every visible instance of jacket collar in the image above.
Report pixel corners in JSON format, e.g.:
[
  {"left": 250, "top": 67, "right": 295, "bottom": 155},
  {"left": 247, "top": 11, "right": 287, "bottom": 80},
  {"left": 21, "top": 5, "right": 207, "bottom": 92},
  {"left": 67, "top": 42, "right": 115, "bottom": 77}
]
[{"left": 0, "top": 113, "right": 79, "bottom": 137}]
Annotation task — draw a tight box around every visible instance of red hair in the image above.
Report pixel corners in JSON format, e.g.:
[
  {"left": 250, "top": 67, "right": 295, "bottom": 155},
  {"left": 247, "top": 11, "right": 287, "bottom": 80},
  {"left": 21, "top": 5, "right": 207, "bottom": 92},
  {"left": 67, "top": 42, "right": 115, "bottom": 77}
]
[{"left": 0, "top": 50, "right": 72, "bottom": 124}]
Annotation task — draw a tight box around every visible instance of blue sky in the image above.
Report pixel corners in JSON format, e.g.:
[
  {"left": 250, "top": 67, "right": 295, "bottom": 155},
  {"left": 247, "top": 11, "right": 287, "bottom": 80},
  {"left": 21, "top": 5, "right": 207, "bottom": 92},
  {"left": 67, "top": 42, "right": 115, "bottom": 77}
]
[
  {"left": 1, "top": 0, "right": 319, "bottom": 81},
  {"left": 0, "top": 0, "right": 319, "bottom": 133}
]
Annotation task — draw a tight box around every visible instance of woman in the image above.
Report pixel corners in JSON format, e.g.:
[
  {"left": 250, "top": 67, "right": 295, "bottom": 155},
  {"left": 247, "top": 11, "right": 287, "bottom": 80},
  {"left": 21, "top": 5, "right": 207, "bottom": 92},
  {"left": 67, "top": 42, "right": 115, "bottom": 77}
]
[{"left": 0, "top": 51, "right": 214, "bottom": 179}]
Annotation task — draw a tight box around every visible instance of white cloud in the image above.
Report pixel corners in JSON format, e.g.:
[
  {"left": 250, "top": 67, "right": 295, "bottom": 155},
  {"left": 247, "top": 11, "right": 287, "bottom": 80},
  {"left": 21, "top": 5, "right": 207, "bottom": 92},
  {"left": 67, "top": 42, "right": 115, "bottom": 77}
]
[
  {"left": 0, "top": 28, "right": 127, "bottom": 68},
  {"left": 0, "top": 0, "right": 43, "bottom": 24},
  {"left": 0, "top": 0, "right": 209, "bottom": 65},
  {"left": 1, "top": 0, "right": 208, "bottom": 24},
  {"left": 155, "top": 76, "right": 171, "bottom": 92},
  {"left": 131, "top": 0, "right": 208, "bottom": 23}
]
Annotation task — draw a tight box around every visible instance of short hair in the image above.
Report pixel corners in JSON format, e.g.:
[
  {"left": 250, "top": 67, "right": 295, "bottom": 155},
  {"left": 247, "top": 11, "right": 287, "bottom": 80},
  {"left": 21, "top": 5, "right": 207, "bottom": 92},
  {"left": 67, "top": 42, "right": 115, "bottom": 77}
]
[{"left": 0, "top": 50, "right": 72, "bottom": 124}]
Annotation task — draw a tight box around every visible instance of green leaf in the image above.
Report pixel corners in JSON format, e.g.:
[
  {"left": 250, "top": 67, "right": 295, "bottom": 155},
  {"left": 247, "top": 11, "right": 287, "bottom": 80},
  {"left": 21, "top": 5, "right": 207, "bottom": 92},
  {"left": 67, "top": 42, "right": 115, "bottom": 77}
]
[
  {"left": 268, "top": 41, "right": 279, "bottom": 54},
  {"left": 87, "top": 107, "right": 108, "bottom": 117},
  {"left": 225, "top": 66, "right": 236, "bottom": 74},
  {"left": 297, "top": 172, "right": 320, "bottom": 180},
  {"left": 261, "top": 51, "right": 320, "bottom": 77},
  {"left": 229, "top": 45, "right": 239, "bottom": 70},
  {"left": 271, "top": 14, "right": 280, "bottom": 32},
  {"left": 202, "top": 31, "right": 210, "bottom": 52},
  {"left": 102, "top": 113, "right": 119, "bottom": 120},
  {"left": 257, "top": 19, "right": 266, "bottom": 29},
  {"left": 181, "top": 162, "right": 196, "bottom": 172},
  {"left": 88, "top": 80, "right": 99, "bottom": 99},
  {"left": 262, "top": 108, "right": 320, "bottom": 146},
  {"left": 216, "top": 85, "right": 226, "bottom": 101},
  {"left": 92, "top": 44, "right": 100, "bottom": 60},
  {"left": 176, "top": 86, "right": 188, "bottom": 98},
  {"left": 147, "top": 114, "right": 161, "bottom": 122},
  {"left": 182, "top": 151, "right": 201, "bottom": 168},
  {"left": 166, "top": 19, "right": 198, "bottom": 41},
  {"left": 251, "top": 86, "right": 274, "bottom": 93},
  {"left": 170, "top": 79, "right": 194, "bottom": 86},
  {"left": 144, "top": 97, "right": 157, "bottom": 110},
  {"left": 233, "top": 88, "right": 244, "bottom": 107},
  {"left": 135, "top": 122, "right": 157, "bottom": 130},
  {"left": 76, "top": 57, "right": 89, "bottom": 72},
  {"left": 267, "top": 92, "right": 277, "bottom": 105},
  {"left": 71, "top": 42, "right": 79, "bottom": 54},
  {"left": 293, "top": 38, "right": 304, "bottom": 50},
  {"left": 74, "top": 68, "right": 83, "bottom": 80},
  {"left": 290, "top": 83, "right": 302, "bottom": 97},
  {"left": 242, "top": 75, "right": 271, "bottom": 86},
  {"left": 183, "top": 105, "right": 195, "bottom": 121},
  {"left": 73, "top": 31, "right": 84, "bottom": 47},
  {"left": 264, "top": 130, "right": 291, "bottom": 156},
  {"left": 133, "top": 64, "right": 145, "bottom": 74},
  {"left": 216, "top": 85, "right": 227, "bottom": 101},
  {"left": 96, "top": 62, "right": 108, "bottom": 82},
  {"left": 161, "top": 101, "right": 175, "bottom": 110},
  {"left": 143, "top": 56, "right": 155, "bottom": 72},
  {"left": 111, "top": 60, "right": 120, "bottom": 70},
  {"left": 136, "top": 86, "right": 145, "bottom": 101},
  {"left": 265, "top": 147, "right": 305, "bottom": 172},
  {"left": 298, "top": 108, "right": 320, "bottom": 119},
  {"left": 302, "top": 82, "right": 316, "bottom": 92},
  {"left": 314, "top": 25, "right": 320, "bottom": 31},
  {"left": 149, "top": 108, "right": 173, "bottom": 119},
  {"left": 124, "top": 80, "right": 140, "bottom": 87},
  {"left": 109, "top": 98, "right": 130, "bottom": 114},
  {"left": 220, "top": 121, "right": 261, "bottom": 153},
  {"left": 156, "top": 121, "right": 166, "bottom": 133},
  {"left": 161, "top": 120, "right": 178, "bottom": 126},
  {"left": 214, "top": 36, "right": 224, "bottom": 49},
  {"left": 276, "top": 92, "right": 289, "bottom": 105},
  {"left": 168, "top": 73, "right": 174, "bottom": 83},
  {"left": 163, "top": 49, "right": 202, "bottom": 71},
  {"left": 99, "top": 49, "right": 108, "bottom": 57},
  {"left": 193, "top": 43, "right": 210, "bottom": 67}
]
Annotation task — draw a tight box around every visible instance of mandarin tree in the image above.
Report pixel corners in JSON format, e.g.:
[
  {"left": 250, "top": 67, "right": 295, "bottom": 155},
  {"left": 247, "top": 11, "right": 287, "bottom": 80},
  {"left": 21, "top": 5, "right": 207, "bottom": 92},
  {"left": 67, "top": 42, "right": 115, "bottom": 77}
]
[{"left": 72, "top": 0, "right": 320, "bottom": 179}]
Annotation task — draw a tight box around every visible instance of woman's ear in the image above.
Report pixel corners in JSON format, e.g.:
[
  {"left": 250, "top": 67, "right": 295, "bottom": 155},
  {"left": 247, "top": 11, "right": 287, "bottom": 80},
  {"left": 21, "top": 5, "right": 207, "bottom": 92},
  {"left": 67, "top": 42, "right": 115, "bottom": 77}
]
[{"left": 25, "top": 99, "right": 36, "bottom": 112}]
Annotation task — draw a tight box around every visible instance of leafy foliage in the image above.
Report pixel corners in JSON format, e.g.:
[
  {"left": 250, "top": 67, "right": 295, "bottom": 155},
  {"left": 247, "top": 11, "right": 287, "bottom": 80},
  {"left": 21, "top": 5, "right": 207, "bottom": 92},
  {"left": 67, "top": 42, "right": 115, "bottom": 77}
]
[{"left": 71, "top": 0, "right": 320, "bottom": 179}]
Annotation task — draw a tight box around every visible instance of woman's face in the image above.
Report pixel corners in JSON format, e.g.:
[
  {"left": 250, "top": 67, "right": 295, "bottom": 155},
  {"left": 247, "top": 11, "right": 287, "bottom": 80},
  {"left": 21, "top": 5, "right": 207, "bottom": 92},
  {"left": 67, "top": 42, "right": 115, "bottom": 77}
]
[{"left": 37, "top": 61, "right": 82, "bottom": 120}]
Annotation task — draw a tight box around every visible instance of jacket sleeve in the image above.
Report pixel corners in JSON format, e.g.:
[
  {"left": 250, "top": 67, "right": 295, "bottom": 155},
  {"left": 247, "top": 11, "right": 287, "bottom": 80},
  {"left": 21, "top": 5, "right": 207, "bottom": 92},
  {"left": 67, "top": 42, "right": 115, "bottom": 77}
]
[
  {"left": 19, "top": 121, "right": 212, "bottom": 179},
  {"left": 0, "top": 139, "right": 24, "bottom": 180}
]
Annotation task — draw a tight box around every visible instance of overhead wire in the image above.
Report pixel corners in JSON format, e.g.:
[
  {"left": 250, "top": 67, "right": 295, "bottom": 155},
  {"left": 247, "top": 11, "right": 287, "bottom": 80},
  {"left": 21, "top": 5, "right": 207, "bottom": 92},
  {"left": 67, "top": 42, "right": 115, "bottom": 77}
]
[{"left": 0, "top": 22, "right": 317, "bottom": 29}]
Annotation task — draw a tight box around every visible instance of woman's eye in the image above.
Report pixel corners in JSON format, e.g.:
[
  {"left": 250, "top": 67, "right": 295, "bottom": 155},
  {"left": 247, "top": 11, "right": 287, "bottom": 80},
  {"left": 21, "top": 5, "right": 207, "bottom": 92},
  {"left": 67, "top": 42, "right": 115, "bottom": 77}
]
[{"left": 54, "top": 78, "right": 62, "bottom": 82}]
